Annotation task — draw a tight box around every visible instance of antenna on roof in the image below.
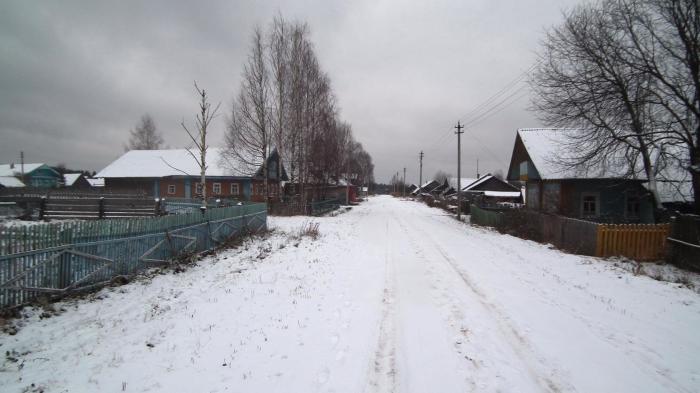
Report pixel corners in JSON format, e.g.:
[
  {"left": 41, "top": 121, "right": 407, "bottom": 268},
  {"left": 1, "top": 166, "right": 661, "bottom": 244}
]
[{"left": 476, "top": 157, "right": 480, "bottom": 179}]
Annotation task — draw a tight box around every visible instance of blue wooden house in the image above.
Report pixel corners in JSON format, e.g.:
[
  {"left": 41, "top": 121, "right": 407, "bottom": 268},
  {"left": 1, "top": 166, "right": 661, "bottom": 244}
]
[{"left": 0, "top": 163, "right": 61, "bottom": 188}]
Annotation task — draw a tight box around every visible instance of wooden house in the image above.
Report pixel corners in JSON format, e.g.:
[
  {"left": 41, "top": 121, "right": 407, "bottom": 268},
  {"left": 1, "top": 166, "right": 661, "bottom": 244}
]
[
  {"left": 506, "top": 128, "right": 655, "bottom": 223},
  {"left": 0, "top": 163, "right": 61, "bottom": 188},
  {"left": 96, "top": 148, "right": 287, "bottom": 202},
  {"left": 412, "top": 180, "right": 440, "bottom": 196},
  {"left": 461, "top": 174, "right": 522, "bottom": 205},
  {"left": 63, "top": 173, "right": 92, "bottom": 189}
]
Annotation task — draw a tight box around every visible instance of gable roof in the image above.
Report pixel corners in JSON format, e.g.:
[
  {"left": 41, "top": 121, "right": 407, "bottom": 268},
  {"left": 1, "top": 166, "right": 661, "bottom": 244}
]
[
  {"left": 516, "top": 128, "right": 638, "bottom": 180},
  {"left": 96, "top": 148, "right": 260, "bottom": 178},
  {"left": 86, "top": 178, "right": 105, "bottom": 187},
  {"left": 0, "top": 176, "right": 25, "bottom": 188},
  {"left": 0, "top": 163, "right": 53, "bottom": 177},
  {"left": 63, "top": 173, "right": 83, "bottom": 186}
]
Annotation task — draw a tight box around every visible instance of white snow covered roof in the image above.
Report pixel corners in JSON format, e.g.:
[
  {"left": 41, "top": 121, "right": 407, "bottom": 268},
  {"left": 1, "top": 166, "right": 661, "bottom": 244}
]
[
  {"left": 96, "top": 148, "right": 257, "bottom": 178},
  {"left": 0, "top": 163, "right": 46, "bottom": 177},
  {"left": 0, "top": 176, "right": 25, "bottom": 188},
  {"left": 63, "top": 173, "right": 82, "bottom": 186},
  {"left": 462, "top": 175, "right": 492, "bottom": 191},
  {"left": 86, "top": 178, "right": 105, "bottom": 187},
  {"left": 518, "top": 128, "right": 636, "bottom": 180},
  {"left": 484, "top": 191, "right": 521, "bottom": 198}
]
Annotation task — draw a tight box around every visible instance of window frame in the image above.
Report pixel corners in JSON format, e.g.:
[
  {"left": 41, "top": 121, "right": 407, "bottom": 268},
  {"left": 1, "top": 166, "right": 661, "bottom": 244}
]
[
  {"left": 581, "top": 192, "right": 600, "bottom": 217},
  {"left": 625, "top": 193, "right": 641, "bottom": 219},
  {"left": 167, "top": 184, "right": 176, "bottom": 195},
  {"left": 212, "top": 182, "right": 221, "bottom": 195},
  {"left": 230, "top": 183, "right": 239, "bottom": 196}
]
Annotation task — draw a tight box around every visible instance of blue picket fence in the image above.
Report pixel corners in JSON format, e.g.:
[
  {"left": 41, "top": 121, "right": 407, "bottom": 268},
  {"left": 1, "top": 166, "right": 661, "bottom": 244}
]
[{"left": 0, "top": 204, "right": 267, "bottom": 309}]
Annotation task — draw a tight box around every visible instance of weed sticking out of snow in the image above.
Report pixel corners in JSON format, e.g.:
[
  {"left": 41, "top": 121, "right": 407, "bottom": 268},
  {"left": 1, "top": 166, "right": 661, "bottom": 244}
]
[{"left": 610, "top": 258, "right": 700, "bottom": 293}]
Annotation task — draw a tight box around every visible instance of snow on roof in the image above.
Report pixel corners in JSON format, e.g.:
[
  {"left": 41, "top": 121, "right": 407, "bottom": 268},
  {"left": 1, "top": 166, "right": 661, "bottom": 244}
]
[
  {"left": 0, "top": 163, "right": 46, "bottom": 177},
  {"left": 462, "top": 175, "right": 493, "bottom": 191},
  {"left": 517, "top": 128, "right": 636, "bottom": 180},
  {"left": 86, "top": 178, "right": 105, "bottom": 187},
  {"left": 0, "top": 176, "right": 25, "bottom": 188},
  {"left": 63, "top": 173, "right": 82, "bottom": 186},
  {"left": 484, "top": 191, "right": 521, "bottom": 198},
  {"left": 96, "top": 148, "right": 255, "bottom": 178}
]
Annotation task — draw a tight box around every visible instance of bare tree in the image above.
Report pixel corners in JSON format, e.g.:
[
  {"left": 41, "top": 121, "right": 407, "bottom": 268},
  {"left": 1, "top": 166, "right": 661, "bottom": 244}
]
[
  {"left": 530, "top": 1, "right": 663, "bottom": 207},
  {"left": 126, "top": 114, "right": 163, "bottom": 150},
  {"left": 226, "top": 27, "right": 273, "bottom": 202},
  {"left": 615, "top": 0, "right": 700, "bottom": 212},
  {"left": 434, "top": 170, "right": 451, "bottom": 184},
  {"left": 182, "top": 82, "right": 220, "bottom": 210}
]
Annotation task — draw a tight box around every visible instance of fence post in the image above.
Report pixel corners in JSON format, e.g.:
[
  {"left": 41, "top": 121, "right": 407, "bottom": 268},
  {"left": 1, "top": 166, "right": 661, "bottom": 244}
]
[
  {"left": 99, "top": 197, "right": 105, "bottom": 219},
  {"left": 39, "top": 196, "right": 47, "bottom": 220},
  {"left": 58, "top": 227, "right": 73, "bottom": 289}
]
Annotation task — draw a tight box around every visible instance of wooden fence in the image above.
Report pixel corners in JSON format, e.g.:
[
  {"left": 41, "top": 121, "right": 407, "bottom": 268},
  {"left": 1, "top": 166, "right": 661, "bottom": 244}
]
[
  {"left": 470, "top": 205, "right": 669, "bottom": 261},
  {"left": 0, "top": 203, "right": 267, "bottom": 308},
  {"left": 667, "top": 214, "right": 700, "bottom": 271},
  {"left": 268, "top": 199, "right": 341, "bottom": 216},
  {"left": 596, "top": 224, "right": 670, "bottom": 261}
]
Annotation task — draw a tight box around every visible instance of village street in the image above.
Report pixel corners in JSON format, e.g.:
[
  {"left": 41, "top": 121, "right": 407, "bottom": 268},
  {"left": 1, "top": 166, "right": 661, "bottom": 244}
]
[{"left": 1, "top": 196, "right": 699, "bottom": 393}]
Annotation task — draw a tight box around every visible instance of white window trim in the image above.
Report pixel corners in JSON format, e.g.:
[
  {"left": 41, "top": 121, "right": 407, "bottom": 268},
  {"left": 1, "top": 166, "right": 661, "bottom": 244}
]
[
  {"left": 231, "top": 183, "right": 239, "bottom": 196},
  {"left": 195, "top": 183, "right": 203, "bottom": 194},
  {"left": 167, "top": 184, "right": 176, "bottom": 195},
  {"left": 213, "top": 182, "right": 221, "bottom": 195},
  {"left": 581, "top": 192, "right": 600, "bottom": 217}
]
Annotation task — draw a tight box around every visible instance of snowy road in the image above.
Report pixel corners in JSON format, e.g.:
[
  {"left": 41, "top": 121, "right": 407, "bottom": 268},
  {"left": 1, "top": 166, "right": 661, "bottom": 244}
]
[{"left": 1, "top": 196, "right": 699, "bottom": 392}]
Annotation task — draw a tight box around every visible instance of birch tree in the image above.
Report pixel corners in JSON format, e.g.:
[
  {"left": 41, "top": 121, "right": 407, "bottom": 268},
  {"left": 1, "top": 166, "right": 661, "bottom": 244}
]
[
  {"left": 226, "top": 27, "right": 273, "bottom": 201},
  {"left": 182, "top": 82, "right": 220, "bottom": 209}
]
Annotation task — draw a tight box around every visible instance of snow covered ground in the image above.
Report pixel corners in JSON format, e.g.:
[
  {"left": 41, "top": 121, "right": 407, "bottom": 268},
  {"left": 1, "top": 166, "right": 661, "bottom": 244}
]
[{"left": 1, "top": 195, "right": 699, "bottom": 392}]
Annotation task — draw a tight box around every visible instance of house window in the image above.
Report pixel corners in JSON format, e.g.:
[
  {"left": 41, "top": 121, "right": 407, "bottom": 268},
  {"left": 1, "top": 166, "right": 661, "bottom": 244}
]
[
  {"left": 581, "top": 193, "right": 599, "bottom": 217},
  {"left": 213, "top": 182, "right": 221, "bottom": 195},
  {"left": 269, "top": 162, "right": 277, "bottom": 179},
  {"left": 626, "top": 195, "right": 640, "bottom": 218},
  {"left": 230, "top": 183, "right": 239, "bottom": 196},
  {"left": 167, "top": 184, "right": 176, "bottom": 195},
  {"left": 195, "top": 183, "right": 203, "bottom": 195},
  {"left": 519, "top": 161, "right": 528, "bottom": 180}
]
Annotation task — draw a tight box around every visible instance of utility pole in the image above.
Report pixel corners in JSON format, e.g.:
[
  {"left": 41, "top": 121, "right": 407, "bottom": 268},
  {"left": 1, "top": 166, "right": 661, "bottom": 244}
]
[
  {"left": 455, "top": 121, "right": 464, "bottom": 221},
  {"left": 20, "top": 151, "right": 25, "bottom": 185},
  {"left": 419, "top": 151, "right": 424, "bottom": 196},
  {"left": 402, "top": 167, "right": 406, "bottom": 197}
]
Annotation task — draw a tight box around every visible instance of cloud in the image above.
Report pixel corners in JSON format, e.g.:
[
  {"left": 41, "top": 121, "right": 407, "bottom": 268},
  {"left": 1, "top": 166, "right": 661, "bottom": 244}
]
[{"left": 0, "top": 0, "right": 582, "bottom": 181}]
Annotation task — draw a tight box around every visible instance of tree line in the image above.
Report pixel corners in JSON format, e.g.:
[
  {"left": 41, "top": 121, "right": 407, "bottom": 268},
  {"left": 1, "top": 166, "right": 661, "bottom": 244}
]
[
  {"left": 530, "top": 0, "right": 699, "bottom": 213},
  {"left": 225, "top": 16, "right": 374, "bottom": 202}
]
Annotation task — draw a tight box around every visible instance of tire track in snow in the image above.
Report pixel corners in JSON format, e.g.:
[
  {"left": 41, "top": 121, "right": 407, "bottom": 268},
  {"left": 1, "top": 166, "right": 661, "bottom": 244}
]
[
  {"left": 365, "top": 220, "right": 397, "bottom": 393},
  {"left": 398, "top": 213, "right": 567, "bottom": 393}
]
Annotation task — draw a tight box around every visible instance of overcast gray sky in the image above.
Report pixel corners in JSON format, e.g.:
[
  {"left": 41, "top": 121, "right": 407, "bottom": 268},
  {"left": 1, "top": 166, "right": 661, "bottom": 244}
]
[{"left": 0, "top": 0, "right": 584, "bottom": 183}]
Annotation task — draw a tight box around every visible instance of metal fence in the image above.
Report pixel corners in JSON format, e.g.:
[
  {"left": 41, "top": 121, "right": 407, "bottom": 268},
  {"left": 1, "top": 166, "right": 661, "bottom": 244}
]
[{"left": 0, "top": 204, "right": 266, "bottom": 308}]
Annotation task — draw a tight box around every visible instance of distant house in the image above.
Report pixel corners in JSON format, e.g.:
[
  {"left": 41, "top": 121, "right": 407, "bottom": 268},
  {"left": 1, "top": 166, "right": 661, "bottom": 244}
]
[
  {"left": 461, "top": 174, "right": 522, "bottom": 205},
  {"left": 506, "top": 128, "right": 656, "bottom": 223},
  {"left": 86, "top": 178, "right": 105, "bottom": 188},
  {"left": 430, "top": 179, "right": 450, "bottom": 196},
  {"left": 407, "top": 184, "right": 418, "bottom": 194},
  {"left": 63, "top": 173, "right": 92, "bottom": 189},
  {"left": 411, "top": 180, "right": 440, "bottom": 196},
  {"left": 442, "top": 177, "right": 478, "bottom": 198},
  {"left": 0, "top": 163, "right": 61, "bottom": 188},
  {"left": 95, "top": 148, "right": 287, "bottom": 202},
  {"left": 0, "top": 176, "right": 25, "bottom": 189}
]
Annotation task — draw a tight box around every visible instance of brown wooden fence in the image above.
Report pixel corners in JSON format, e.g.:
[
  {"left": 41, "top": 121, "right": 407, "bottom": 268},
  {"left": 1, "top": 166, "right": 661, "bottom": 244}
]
[
  {"left": 471, "top": 205, "right": 670, "bottom": 261},
  {"left": 596, "top": 224, "right": 670, "bottom": 261}
]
